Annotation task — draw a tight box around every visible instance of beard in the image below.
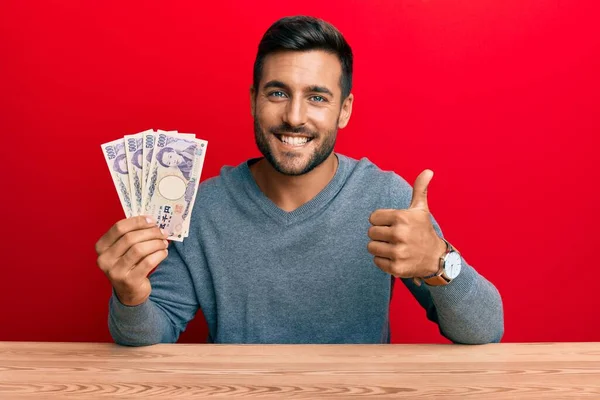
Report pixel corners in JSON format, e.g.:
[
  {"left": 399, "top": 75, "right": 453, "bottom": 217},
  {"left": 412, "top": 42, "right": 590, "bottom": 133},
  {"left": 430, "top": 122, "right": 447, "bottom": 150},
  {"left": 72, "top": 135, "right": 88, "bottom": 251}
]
[{"left": 253, "top": 117, "right": 338, "bottom": 176}]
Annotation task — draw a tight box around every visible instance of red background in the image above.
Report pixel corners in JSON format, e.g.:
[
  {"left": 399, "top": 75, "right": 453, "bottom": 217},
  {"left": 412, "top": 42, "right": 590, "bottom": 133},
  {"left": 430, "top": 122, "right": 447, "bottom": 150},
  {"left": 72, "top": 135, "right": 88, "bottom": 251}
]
[{"left": 1, "top": 0, "right": 598, "bottom": 344}]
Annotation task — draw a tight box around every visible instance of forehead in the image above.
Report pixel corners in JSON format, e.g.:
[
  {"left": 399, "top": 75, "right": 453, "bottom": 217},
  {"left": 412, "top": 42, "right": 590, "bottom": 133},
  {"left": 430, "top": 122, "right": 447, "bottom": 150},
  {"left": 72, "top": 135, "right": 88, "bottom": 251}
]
[{"left": 260, "top": 50, "right": 342, "bottom": 93}]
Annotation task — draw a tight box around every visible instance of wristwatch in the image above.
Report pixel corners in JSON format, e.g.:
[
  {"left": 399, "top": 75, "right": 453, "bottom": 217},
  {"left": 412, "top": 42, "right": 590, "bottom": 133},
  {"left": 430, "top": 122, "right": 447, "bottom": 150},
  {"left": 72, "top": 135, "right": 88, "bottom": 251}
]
[{"left": 420, "top": 238, "right": 462, "bottom": 286}]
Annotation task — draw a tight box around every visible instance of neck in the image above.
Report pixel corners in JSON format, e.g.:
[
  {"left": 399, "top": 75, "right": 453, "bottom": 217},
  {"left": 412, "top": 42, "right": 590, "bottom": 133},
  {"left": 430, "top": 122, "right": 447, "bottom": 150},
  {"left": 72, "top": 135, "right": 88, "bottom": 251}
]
[{"left": 250, "top": 153, "right": 339, "bottom": 212}]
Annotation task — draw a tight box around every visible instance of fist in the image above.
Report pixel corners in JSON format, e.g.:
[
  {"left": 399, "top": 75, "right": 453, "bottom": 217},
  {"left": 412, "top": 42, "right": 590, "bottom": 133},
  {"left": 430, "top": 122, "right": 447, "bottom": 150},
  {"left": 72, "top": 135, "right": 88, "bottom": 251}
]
[
  {"left": 95, "top": 216, "right": 170, "bottom": 306},
  {"left": 367, "top": 169, "right": 446, "bottom": 279}
]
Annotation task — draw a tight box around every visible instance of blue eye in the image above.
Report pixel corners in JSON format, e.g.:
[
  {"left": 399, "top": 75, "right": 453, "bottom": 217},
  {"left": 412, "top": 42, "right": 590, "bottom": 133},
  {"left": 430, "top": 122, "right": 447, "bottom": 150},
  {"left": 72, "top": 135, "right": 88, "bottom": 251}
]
[
  {"left": 311, "top": 96, "right": 326, "bottom": 102},
  {"left": 269, "top": 91, "right": 287, "bottom": 98}
]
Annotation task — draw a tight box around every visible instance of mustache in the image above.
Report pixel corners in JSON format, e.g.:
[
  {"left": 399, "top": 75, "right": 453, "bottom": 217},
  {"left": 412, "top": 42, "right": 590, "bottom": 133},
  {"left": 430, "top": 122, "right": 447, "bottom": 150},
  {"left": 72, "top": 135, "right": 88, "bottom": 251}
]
[{"left": 269, "top": 124, "right": 317, "bottom": 137}]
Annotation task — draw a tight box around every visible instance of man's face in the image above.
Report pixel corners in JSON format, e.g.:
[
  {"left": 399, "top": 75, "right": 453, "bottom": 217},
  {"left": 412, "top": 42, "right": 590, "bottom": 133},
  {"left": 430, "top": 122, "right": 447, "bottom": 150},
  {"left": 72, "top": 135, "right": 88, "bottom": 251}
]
[
  {"left": 251, "top": 50, "right": 353, "bottom": 176},
  {"left": 162, "top": 150, "right": 184, "bottom": 167}
]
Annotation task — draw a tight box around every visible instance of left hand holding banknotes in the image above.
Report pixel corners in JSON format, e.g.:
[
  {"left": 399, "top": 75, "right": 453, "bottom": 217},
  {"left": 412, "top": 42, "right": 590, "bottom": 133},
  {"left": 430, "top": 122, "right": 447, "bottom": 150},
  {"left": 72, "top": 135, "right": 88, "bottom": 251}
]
[
  {"left": 95, "top": 216, "right": 169, "bottom": 306},
  {"left": 100, "top": 129, "right": 208, "bottom": 242}
]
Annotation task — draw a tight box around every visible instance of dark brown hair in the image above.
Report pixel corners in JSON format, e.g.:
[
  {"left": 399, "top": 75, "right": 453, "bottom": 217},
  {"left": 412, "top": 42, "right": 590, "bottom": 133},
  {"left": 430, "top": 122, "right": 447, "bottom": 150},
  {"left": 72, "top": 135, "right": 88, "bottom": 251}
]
[{"left": 253, "top": 15, "right": 353, "bottom": 99}]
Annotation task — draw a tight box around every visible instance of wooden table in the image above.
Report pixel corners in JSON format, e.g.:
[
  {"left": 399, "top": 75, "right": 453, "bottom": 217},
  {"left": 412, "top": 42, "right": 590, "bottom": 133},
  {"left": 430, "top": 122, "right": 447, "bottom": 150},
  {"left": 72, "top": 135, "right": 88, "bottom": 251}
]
[{"left": 0, "top": 342, "right": 599, "bottom": 399}]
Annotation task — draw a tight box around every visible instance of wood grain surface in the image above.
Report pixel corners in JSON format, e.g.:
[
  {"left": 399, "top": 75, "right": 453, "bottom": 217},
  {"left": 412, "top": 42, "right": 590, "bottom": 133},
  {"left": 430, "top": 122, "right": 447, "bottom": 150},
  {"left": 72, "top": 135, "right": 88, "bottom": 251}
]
[{"left": 0, "top": 341, "right": 599, "bottom": 399}]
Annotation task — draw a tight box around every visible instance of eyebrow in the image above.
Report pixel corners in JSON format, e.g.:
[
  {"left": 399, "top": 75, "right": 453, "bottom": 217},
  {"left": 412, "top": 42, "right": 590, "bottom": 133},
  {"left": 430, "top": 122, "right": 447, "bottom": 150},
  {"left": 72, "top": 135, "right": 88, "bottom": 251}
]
[{"left": 263, "top": 80, "right": 334, "bottom": 97}]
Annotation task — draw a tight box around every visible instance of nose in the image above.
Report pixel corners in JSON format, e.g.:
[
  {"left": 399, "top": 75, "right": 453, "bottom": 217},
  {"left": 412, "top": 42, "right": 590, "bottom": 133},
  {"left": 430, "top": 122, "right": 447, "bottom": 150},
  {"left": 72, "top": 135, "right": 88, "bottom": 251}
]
[{"left": 282, "top": 96, "right": 307, "bottom": 128}]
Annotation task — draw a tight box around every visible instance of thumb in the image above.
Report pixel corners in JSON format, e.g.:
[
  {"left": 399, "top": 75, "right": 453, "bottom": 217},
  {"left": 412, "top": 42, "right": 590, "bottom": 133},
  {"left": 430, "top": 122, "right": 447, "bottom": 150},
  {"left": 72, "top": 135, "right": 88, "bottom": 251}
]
[{"left": 409, "top": 169, "right": 434, "bottom": 210}]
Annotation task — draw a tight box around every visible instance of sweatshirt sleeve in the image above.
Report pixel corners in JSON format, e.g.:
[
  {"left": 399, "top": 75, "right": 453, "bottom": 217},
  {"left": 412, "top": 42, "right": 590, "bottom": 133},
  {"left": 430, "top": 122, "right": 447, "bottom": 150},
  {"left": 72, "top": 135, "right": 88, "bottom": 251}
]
[
  {"left": 108, "top": 241, "right": 200, "bottom": 346},
  {"left": 389, "top": 172, "right": 505, "bottom": 344}
]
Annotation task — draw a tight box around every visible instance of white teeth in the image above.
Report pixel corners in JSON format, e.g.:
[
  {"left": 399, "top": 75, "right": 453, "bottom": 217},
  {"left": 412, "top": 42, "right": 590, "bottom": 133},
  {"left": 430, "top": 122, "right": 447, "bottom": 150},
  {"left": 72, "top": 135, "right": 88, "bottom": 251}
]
[{"left": 280, "top": 135, "right": 309, "bottom": 146}]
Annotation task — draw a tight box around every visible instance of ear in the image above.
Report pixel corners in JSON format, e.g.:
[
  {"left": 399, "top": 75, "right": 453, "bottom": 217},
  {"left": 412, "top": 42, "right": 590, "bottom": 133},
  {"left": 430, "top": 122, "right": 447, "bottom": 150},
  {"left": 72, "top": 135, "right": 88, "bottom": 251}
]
[
  {"left": 337, "top": 93, "right": 354, "bottom": 129},
  {"left": 249, "top": 86, "right": 256, "bottom": 117}
]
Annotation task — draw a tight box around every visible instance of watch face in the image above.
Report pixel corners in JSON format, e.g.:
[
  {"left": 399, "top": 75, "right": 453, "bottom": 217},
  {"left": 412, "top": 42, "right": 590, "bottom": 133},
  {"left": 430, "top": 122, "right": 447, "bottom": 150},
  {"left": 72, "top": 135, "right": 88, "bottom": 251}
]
[{"left": 445, "top": 252, "right": 462, "bottom": 279}]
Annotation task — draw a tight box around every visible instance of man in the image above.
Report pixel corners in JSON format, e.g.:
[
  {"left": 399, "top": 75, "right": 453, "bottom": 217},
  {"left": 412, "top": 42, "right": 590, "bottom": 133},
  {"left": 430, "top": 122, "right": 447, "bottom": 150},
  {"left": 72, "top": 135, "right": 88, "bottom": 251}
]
[{"left": 96, "top": 15, "right": 504, "bottom": 345}]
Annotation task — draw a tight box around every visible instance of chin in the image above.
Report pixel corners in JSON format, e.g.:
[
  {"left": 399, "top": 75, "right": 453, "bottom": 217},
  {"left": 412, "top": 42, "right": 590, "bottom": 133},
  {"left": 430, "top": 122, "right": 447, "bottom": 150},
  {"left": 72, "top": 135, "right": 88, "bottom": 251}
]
[
  {"left": 274, "top": 164, "right": 311, "bottom": 176},
  {"left": 268, "top": 156, "right": 309, "bottom": 176},
  {"left": 272, "top": 152, "right": 330, "bottom": 176}
]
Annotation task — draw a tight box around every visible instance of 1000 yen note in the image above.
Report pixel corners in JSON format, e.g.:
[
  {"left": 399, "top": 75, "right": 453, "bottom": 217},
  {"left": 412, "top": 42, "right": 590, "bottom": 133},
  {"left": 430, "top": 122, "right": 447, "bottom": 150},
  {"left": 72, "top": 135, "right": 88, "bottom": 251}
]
[
  {"left": 101, "top": 139, "right": 134, "bottom": 218},
  {"left": 143, "top": 132, "right": 202, "bottom": 241},
  {"left": 124, "top": 132, "right": 147, "bottom": 216}
]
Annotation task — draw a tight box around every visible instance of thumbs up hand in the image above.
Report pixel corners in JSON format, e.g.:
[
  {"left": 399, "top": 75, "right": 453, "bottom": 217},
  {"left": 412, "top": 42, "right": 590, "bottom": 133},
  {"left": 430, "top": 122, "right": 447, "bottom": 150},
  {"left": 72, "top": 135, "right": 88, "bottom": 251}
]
[{"left": 367, "top": 170, "right": 447, "bottom": 279}]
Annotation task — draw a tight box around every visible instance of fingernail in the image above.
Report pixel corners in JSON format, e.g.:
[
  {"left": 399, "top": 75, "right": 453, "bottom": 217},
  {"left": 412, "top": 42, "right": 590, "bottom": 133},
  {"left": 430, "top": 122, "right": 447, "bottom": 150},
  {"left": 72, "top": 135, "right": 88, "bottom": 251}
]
[
  {"left": 163, "top": 240, "right": 169, "bottom": 247},
  {"left": 160, "top": 229, "right": 168, "bottom": 237},
  {"left": 145, "top": 217, "right": 153, "bottom": 224}
]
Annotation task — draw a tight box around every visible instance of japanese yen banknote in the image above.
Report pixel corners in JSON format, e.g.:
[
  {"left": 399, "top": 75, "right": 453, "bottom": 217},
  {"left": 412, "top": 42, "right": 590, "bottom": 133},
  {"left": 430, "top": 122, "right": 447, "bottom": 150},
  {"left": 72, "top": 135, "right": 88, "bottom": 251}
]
[{"left": 101, "top": 129, "right": 208, "bottom": 242}]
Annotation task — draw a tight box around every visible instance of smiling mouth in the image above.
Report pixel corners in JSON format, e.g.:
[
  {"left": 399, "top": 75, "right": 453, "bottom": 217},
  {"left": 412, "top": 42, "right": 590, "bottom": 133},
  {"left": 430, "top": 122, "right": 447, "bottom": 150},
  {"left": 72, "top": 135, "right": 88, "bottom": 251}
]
[{"left": 274, "top": 134, "right": 314, "bottom": 146}]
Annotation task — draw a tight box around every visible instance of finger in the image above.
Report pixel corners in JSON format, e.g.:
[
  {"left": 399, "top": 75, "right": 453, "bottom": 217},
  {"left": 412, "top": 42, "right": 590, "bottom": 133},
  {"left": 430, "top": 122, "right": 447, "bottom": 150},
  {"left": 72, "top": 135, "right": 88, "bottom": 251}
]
[
  {"left": 374, "top": 257, "right": 412, "bottom": 278},
  {"left": 373, "top": 256, "right": 393, "bottom": 274},
  {"left": 106, "top": 226, "right": 168, "bottom": 259},
  {"left": 119, "top": 239, "right": 169, "bottom": 271},
  {"left": 369, "top": 209, "right": 407, "bottom": 226},
  {"left": 367, "top": 240, "right": 396, "bottom": 259},
  {"left": 95, "top": 216, "right": 157, "bottom": 255},
  {"left": 368, "top": 225, "right": 409, "bottom": 243},
  {"left": 130, "top": 248, "right": 169, "bottom": 279},
  {"left": 367, "top": 225, "right": 393, "bottom": 242},
  {"left": 409, "top": 169, "right": 434, "bottom": 211}
]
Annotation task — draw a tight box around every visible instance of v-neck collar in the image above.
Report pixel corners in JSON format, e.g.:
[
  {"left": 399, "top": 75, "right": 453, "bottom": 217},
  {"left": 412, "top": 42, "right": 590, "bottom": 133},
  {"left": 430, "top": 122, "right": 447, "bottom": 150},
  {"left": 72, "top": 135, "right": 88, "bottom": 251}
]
[{"left": 240, "top": 153, "right": 352, "bottom": 226}]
